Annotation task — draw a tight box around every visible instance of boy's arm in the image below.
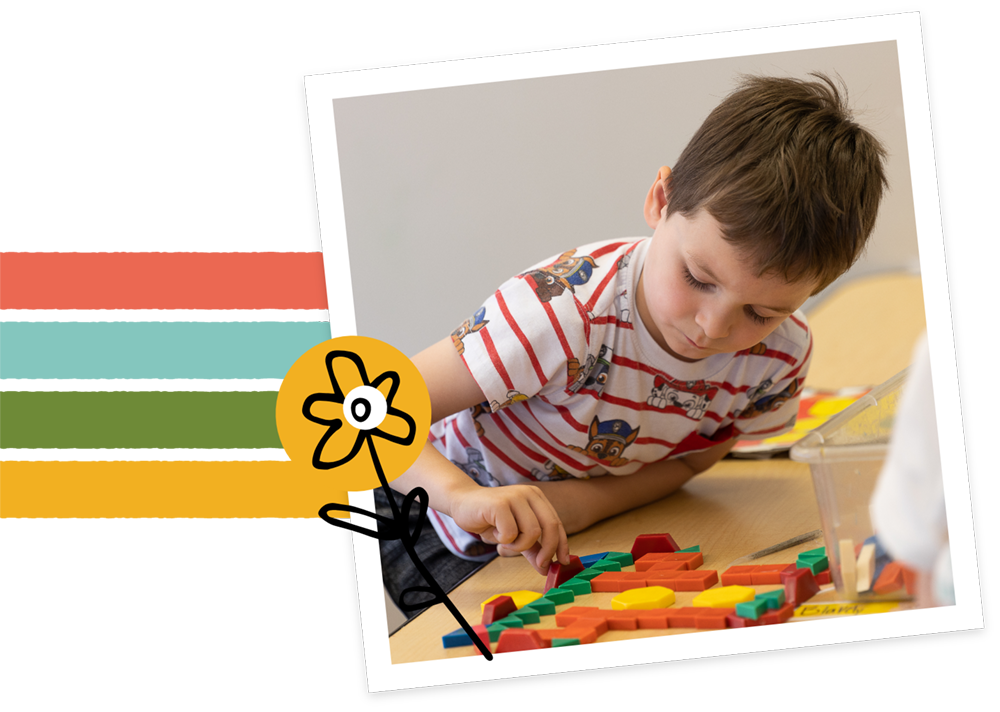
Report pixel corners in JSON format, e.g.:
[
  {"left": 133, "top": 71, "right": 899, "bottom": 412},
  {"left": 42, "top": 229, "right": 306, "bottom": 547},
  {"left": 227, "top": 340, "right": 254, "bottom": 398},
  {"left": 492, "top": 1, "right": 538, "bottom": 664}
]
[
  {"left": 531, "top": 438, "right": 735, "bottom": 535},
  {"left": 390, "top": 337, "right": 570, "bottom": 573}
]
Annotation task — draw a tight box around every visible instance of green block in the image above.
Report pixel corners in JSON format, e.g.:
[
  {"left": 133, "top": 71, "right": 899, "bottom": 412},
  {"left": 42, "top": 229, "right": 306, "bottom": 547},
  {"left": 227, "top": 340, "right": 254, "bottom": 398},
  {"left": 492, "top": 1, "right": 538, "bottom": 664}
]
[
  {"left": 604, "top": 552, "right": 634, "bottom": 567},
  {"left": 552, "top": 638, "right": 580, "bottom": 647},
  {"left": 510, "top": 608, "right": 541, "bottom": 624},
  {"left": 524, "top": 599, "right": 556, "bottom": 616},
  {"left": 796, "top": 555, "right": 829, "bottom": 574},
  {"left": 735, "top": 598, "right": 768, "bottom": 620},
  {"left": 591, "top": 559, "right": 622, "bottom": 572},
  {"left": 801, "top": 546, "right": 826, "bottom": 557},
  {"left": 543, "top": 587, "right": 575, "bottom": 604},
  {"left": 486, "top": 623, "right": 507, "bottom": 642},
  {"left": 573, "top": 568, "right": 603, "bottom": 581},
  {"left": 677, "top": 545, "right": 701, "bottom": 553},
  {"left": 558, "top": 578, "right": 592, "bottom": 595},
  {"left": 756, "top": 589, "right": 786, "bottom": 610},
  {"left": 495, "top": 616, "right": 524, "bottom": 629}
]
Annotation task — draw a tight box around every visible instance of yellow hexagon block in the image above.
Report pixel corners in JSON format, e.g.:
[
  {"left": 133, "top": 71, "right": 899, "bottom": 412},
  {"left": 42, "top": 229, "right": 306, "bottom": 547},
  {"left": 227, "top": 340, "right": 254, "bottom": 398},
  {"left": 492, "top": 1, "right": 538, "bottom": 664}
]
[
  {"left": 611, "top": 586, "right": 676, "bottom": 610},
  {"left": 481, "top": 590, "right": 543, "bottom": 611},
  {"left": 692, "top": 585, "right": 756, "bottom": 608}
]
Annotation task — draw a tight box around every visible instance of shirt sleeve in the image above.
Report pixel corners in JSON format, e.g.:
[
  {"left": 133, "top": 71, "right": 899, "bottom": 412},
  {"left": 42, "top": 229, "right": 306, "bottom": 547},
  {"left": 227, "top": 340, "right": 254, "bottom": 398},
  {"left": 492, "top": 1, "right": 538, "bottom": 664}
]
[
  {"left": 733, "top": 314, "right": 813, "bottom": 439},
  {"left": 450, "top": 249, "right": 602, "bottom": 413}
]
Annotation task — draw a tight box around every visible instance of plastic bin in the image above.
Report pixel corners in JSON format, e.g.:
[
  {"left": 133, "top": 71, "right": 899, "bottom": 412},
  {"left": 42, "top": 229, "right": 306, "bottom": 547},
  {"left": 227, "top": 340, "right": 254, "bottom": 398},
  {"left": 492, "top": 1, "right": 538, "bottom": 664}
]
[{"left": 789, "top": 368, "right": 910, "bottom": 600}]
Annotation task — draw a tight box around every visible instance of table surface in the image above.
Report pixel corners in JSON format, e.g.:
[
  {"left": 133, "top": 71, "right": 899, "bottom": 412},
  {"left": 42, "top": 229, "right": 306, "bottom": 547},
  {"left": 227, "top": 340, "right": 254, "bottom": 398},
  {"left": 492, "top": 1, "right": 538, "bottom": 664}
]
[{"left": 388, "top": 272, "right": 927, "bottom": 664}]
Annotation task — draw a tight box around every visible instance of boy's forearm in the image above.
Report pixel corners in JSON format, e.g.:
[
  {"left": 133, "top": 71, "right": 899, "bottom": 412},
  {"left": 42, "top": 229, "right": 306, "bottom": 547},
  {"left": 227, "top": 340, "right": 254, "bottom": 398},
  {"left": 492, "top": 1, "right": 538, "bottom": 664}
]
[
  {"left": 535, "top": 439, "right": 735, "bottom": 534},
  {"left": 389, "top": 441, "right": 479, "bottom": 517}
]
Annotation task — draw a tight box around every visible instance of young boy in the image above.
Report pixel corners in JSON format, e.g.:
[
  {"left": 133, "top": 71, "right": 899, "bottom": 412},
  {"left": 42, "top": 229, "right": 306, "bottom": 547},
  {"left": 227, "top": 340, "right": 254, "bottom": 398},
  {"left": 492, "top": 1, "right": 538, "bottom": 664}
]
[{"left": 380, "top": 73, "right": 887, "bottom": 611}]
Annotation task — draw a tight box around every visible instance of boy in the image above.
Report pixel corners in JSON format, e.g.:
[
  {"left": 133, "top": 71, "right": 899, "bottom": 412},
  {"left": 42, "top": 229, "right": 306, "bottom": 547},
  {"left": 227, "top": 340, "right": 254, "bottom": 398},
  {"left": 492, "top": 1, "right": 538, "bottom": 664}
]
[{"left": 380, "top": 73, "right": 887, "bottom": 611}]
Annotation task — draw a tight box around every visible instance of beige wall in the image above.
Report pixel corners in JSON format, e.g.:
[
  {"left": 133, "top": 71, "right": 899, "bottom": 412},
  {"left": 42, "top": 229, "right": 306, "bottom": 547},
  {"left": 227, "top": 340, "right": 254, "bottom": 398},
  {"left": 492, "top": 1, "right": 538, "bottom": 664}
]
[{"left": 332, "top": 41, "right": 916, "bottom": 358}]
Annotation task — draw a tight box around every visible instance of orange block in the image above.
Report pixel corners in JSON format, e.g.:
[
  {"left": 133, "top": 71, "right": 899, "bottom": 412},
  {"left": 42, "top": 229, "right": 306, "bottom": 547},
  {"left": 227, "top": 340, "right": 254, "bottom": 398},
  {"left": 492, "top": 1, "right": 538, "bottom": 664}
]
[
  {"left": 635, "top": 551, "right": 704, "bottom": 570},
  {"left": 695, "top": 608, "right": 734, "bottom": 629},
  {"left": 750, "top": 564, "right": 796, "bottom": 585},
  {"left": 872, "top": 561, "right": 906, "bottom": 594},
  {"left": 761, "top": 602, "right": 795, "bottom": 625},
  {"left": 640, "top": 560, "right": 688, "bottom": 573},
  {"left": 636, "top": 609, "right": 673, "bottom": 629},
  {"left": 554, "top": 606, "right": 602, "bottom": 626},
  {"left": 667, "top": 608, "right": 700, "bottom": 628},
  {"left": 591, "top": 571, "right": 628, "bottom": 593},
  {"left": 721, "top": 566, "right": 756, "bottom": 585},
  {"left": 673, "top": 570, "right": 719, "bottom": 591}
]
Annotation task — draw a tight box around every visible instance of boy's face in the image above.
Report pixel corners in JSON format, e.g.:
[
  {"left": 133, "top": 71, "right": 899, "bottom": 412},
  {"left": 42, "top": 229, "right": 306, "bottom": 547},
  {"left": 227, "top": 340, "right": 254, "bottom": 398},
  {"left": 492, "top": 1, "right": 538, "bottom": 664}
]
[{"left": 637, "top": 206, "right": 818, "bottom": 363}]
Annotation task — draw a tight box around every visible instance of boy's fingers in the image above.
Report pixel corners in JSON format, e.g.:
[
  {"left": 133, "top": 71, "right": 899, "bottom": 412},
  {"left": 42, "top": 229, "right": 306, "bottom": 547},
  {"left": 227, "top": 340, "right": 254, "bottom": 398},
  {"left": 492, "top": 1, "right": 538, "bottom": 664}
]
[
  {"left": 525, "top": 491, "right": 568, "bottom": 570},
  {"left": 490, "top": 505, "right": 519, "bottom": 545}
]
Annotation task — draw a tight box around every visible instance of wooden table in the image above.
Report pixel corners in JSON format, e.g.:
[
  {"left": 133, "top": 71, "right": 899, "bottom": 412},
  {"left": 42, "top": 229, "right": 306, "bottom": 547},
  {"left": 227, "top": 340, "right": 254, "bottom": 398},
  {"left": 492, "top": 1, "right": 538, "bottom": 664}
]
[{"left": 389, "top": 273, "right": 927, "bottom": 663}]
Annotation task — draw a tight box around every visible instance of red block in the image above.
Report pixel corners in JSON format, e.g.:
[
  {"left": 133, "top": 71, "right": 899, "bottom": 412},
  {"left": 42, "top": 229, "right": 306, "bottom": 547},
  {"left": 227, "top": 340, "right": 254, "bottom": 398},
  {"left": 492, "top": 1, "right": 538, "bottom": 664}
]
[
  {"left": 630, "top": 533, "right": 681, "bottom": 560},
  {"left": 761, "top": 602, "right": 796, "bottom": 625},
  {"left": 901, "top": 564, "right": 919, "bottom": 595},
  {"left": 815, "top": 570, "right": 833, "bottom": 586},
  {"left": 482, "top": 595, "right": 518, "bottom": 626},
  {"left": 781, "top": 567, "right": 821, "bottom": 606},
  {"left": 557, "top": 625, "right": 603, "bottom": 644},
  {"left": 673, "top": 570, "right": 719, "bottom": 591},
  {"left": 726, "top": 613, "right": 763, "bottom": 628},
  {"left": 635, "top": 551, "right": 704, "bottom": 570},
  {"left": 472, "top": 624, "right": 491, "bottom": 654},
  {"left": 721, "top": 565, "right": 756, "bottom": 586},
  {"left": 495, "top": 628, "right": 546, "bottom": 653},
  {"left": 544, "top": 555, "right": 585, "bottom": 592}
]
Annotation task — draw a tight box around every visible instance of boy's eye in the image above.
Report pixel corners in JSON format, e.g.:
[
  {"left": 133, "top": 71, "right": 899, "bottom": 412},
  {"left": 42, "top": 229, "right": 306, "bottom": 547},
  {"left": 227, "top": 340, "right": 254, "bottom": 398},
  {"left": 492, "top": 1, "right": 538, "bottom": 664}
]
[
  {"left": 745, "top": 306, "right": 772, "bottom": 326},
  {"left": 683, "top": 267, "right": 712, "bottom": 292}
]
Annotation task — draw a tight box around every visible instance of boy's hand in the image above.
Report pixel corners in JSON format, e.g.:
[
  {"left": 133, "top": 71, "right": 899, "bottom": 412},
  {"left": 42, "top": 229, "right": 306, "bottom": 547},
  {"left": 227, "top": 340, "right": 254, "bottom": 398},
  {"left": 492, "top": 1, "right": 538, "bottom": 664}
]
[{"left": 449, "top": 484, "right": 571, "bottom": 575}]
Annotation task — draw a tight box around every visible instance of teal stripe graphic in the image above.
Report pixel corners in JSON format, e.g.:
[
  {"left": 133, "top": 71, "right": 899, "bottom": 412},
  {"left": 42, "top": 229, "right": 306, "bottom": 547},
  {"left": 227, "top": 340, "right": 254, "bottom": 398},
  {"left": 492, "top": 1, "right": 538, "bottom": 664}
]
[
  {"left": 0, "top": 391, "right": 281, "bottom": 448},
  {"left": 0, "top": 322, "right": 331, "bottom": 378}
]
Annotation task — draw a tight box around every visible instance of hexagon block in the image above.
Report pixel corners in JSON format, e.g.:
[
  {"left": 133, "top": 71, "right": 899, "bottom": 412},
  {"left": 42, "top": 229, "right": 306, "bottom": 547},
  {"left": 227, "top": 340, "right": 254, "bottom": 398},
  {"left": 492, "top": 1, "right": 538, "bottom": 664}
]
[
  {"left": 692, "top": 585, "right": 756, "bottom": 608},
  {"left": 611, "top": 586, "right": 677, "bottom": 611}
]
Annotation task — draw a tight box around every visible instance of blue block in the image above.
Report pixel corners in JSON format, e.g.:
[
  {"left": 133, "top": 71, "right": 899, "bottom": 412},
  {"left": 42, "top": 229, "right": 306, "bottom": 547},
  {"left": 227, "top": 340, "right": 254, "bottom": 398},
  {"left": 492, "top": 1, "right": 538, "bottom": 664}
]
[
  {"left": 442, "top": 628, "right": 473, "bottom": 648},
  {"left": 865, "top": 535, "right": 893, "bottom": 584},
  {"left": 579, "top": 552, "right": 609, "bottom": 567}
]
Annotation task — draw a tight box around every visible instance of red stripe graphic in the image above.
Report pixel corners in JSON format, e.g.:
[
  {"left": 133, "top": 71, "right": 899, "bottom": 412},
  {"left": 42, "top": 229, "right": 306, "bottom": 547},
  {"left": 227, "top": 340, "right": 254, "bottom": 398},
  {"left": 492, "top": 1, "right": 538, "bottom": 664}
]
[
  {"left": 589, "top": 241, "right": 634, "bottom": 260},
  {"left": 496, "top": 291, "right": 547, "bottom": 387},
  {"left": 541, "top": 301, "right": 575, "bottom": 361},
  {"left": 450, "top": 418, "right": 472, "bottom": 449},
  {"left": 786, "top": 333, "right": 813, "bottom": 380},
  {"left": 536, "top": 395, "right": 590, "bottom": 434},
  {"left": 480, "top": 435, "right": 534, "bottom": 479},
  {"left": 516, "top": 403, "right": 592, "bottom": 471},
  {"left": 480, "top": 328, "right": 515, "bottom": 392},
  {"left": 584, "top": 243, "right": 639, "bottom": 313},
  {"left": 489, "top": 414, "right": 548, "bottom": 465}
]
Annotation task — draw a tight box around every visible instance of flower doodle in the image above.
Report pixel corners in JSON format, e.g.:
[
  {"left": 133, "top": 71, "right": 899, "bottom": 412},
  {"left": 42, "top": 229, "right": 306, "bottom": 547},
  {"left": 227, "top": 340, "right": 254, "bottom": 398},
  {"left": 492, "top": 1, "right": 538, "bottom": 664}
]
[{"left": 302, "top": 349, "right": 417, "bottom": 470}]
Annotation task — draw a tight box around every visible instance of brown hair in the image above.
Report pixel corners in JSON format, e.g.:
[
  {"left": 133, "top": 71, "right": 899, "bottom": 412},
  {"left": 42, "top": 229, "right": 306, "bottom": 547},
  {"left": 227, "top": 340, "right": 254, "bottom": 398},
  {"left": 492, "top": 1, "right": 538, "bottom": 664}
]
[{"left": 667, "top": 73, "right": 888, "bottom": 293}]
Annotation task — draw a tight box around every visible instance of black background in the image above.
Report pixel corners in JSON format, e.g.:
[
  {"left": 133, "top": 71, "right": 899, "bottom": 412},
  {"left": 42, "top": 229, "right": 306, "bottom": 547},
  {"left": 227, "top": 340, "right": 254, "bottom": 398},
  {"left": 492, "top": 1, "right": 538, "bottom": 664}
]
[{"left": 133, "top": 6, "right": 993, "bottom": 706}]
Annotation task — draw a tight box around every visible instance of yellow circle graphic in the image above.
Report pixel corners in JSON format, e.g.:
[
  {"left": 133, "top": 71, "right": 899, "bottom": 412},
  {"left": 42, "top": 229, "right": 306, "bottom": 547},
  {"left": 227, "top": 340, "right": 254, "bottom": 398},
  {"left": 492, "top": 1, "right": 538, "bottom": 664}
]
[{"left": 276, "top": 336, "right": 431, "bottom": 492}]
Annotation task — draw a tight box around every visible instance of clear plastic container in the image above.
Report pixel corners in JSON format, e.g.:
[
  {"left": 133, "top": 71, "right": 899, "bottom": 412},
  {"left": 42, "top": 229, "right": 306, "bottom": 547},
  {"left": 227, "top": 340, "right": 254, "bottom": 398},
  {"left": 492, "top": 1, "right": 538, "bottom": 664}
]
[{"left": 789, "top": 368, "right": 910, "bottom": 600}]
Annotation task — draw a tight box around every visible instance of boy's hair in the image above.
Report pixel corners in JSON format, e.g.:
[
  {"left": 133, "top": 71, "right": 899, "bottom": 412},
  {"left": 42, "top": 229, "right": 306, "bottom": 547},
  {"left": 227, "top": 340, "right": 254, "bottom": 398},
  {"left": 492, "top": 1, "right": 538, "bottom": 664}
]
[{"left": 667, "top": 72, "right": 888, "bottom": 293}]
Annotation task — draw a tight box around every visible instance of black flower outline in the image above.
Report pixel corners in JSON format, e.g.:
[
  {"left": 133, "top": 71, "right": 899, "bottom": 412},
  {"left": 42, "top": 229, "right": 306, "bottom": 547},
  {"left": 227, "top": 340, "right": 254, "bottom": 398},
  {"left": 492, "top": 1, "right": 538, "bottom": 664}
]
[
  {"left": 302, "top": 349, "right": 416, "bottom": 470},
  {"left": 310, "top": 347, "right": 493, "bottom": 660}
]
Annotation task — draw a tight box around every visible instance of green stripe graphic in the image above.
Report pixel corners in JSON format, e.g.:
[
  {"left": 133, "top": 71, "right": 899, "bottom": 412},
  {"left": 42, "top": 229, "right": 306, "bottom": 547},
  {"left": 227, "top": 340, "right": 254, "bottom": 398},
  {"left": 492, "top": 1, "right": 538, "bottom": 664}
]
[{"left": 0, "top": 392, "right": 282, "bottom": 448}]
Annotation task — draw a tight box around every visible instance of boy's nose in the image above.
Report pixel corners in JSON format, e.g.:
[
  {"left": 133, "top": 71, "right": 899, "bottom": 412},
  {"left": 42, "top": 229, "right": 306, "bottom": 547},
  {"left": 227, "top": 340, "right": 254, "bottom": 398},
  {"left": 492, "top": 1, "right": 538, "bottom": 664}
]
[{"left": 696, "top": 309, "right": 731, "bottom": 340}]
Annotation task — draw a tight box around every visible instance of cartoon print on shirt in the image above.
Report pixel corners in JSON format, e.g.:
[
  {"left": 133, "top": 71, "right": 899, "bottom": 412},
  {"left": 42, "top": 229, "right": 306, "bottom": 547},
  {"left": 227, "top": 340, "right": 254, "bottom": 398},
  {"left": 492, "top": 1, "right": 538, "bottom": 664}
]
[
  {"left": 489, "top": 389, "right": 528, "bottom": 413},
  {"left": 524, "top": 249, "right": 598, "bottom": 303},
  {"left": 451, "top": 447, "right": 500, "bottom": 487},
  {"left": 451, "top": 306, "right": 488, "bottom": 355},
  {"left": 736, "top": 378, "right": 801, "bottom": 420},
  {"left": 569, "top": 416, "right": 640, "bottom": 467},
  {"left": 745, "top": 378, "right": 773, "bottom": 404},
  {"left": 530, "top": 459, "right": 574, "bottom": 482},
  {"left": 746, "top": 342, "right": 768, "bottom": 356},
  {"left": 646, "top": 375, "right": 717, "bottom": 419},
  {"left": 614, "top": 288, "right": 631, "bottom": 324},
  {"left": 568, "top": 345, "right": 613, "bottom": 395},
  {"left": 469, "top": 402, "right": 489, "bottom": 437}
]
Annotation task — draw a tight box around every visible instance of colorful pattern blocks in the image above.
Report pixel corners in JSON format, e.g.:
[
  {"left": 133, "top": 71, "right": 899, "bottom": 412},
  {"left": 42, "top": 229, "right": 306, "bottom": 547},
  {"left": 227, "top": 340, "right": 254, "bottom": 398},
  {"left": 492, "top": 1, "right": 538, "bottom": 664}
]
[
  {"left": 442, "top": 624, "right": 490, "bottom": 649},
  {"left": 482, "top": 595, "right": 517, "bottom": 626},
  {"left": 693, "top": 585, "right": 755, "bottom": 609},
  {"left": 797, "top": 546, "right": 829, "bottom": 574},
  {"left": 591, "top": 569, "right": 718, "bottom": 592},
  {"left": 634, "top": 551, "right": 704, "bottom": 571},
  {"left": 481, "top": 590, "right": 543, "bottom": 611},
  {"left": 555, "top": 605, "right": 735, "bottom": 631},
  {"left": 630, "top": 533, "right": 681, "bottom": 560}
]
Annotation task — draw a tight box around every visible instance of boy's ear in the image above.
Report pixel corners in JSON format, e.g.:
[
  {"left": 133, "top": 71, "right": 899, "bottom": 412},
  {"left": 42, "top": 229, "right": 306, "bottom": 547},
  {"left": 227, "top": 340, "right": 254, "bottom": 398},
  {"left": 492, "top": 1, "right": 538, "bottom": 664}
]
[{"left": 644, "top": 166, "right": 672, "bottom": 230}]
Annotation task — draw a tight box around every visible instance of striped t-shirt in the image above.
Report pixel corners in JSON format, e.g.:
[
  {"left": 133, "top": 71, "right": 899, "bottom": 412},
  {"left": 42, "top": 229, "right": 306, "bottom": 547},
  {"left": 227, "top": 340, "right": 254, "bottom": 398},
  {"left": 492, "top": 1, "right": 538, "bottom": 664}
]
[{"left": 426, "top": 237, "right": 811, "bottom": 559}]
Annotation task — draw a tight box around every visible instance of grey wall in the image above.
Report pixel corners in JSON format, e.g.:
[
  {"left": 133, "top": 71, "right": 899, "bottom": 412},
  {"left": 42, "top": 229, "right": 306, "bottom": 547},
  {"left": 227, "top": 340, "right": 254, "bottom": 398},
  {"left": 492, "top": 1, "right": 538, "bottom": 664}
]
[{"left": 332, "top": 41, "right": 916, "bottom": 358}]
